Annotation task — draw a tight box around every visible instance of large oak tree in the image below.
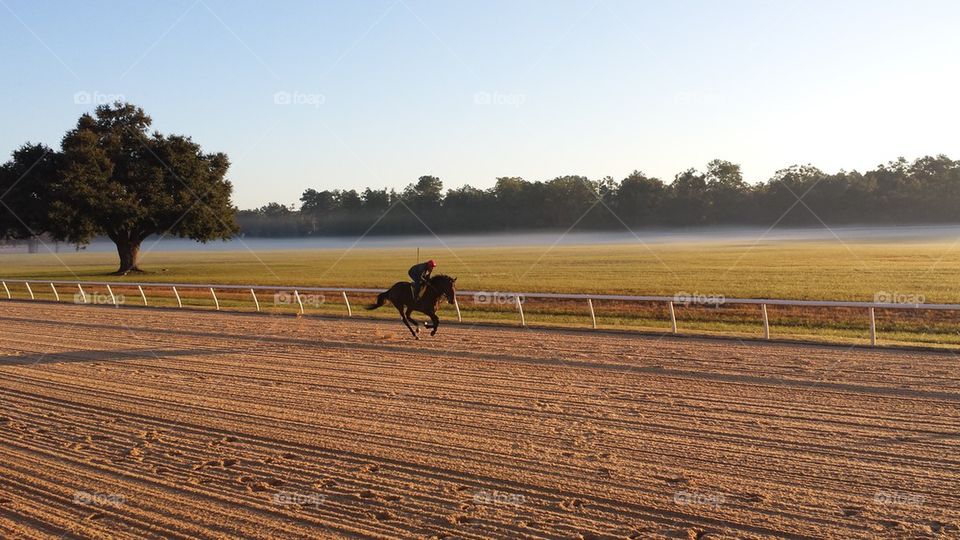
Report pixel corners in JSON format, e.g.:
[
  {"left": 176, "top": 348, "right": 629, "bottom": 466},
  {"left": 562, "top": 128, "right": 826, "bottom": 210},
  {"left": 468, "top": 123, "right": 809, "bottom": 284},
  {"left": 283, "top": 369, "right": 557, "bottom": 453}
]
[{"left": 52, "top": 103, "right": 238, "bottom": 273}]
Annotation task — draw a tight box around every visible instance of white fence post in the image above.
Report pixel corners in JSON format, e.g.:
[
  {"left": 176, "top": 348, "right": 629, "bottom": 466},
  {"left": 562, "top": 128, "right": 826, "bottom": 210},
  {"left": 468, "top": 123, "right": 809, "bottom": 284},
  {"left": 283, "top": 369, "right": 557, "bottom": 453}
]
[
  {"left": 25, "top": 282, "right": 34, "bottom": 300},
  {"left": 250, "top": 289, "right": 260, "bottom": 312},
  {"left": 515, "top": 295, "right": 525, "bottom": 327},
  {"left": 294, "top": 290, "right": 304, "bottom": 314},
  {"left": 106, "top": 284, "right": 117, "bottom": 307},
  {"left": 76, "top": 284, "right": 86, "bottom": 303},
  {"left": 50, "top": 283, "right": 60, "bottom": 302},
  {"left": 210, "top": 288, "right": 220, "bottom": 310},
  {"left": 453, "top": 294, "right": 462, "bottom": 322},
  {"left": 138, "top": 285, "right": 148, "bottom": 306},
  {"left": 869, "top": 307, "right": 876, "bottom": 346},
  {"left": 342, "top": 291, "right": 352, "bottom": 317},
  {"left": 172, "top": 286, "right": 182, "bottom": 308},
  {"left": 2, "top": 281, "right": 9, "bottom": 299},
  {"left": 668, "top": 301, "right": 678, "bottom": 334},
  {"left": 762, "top": 304, "right": 770, "bottom": 340},
  {"left": 588, "top": 298, "right": 597, "bottom": 329}
]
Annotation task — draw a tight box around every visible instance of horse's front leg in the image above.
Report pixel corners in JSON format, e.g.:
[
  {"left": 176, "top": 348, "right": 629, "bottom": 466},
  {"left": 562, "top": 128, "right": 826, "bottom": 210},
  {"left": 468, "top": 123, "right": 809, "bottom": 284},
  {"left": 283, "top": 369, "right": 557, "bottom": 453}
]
[{"left": 428, "top": 311, "right": 440, "bottom": 336}]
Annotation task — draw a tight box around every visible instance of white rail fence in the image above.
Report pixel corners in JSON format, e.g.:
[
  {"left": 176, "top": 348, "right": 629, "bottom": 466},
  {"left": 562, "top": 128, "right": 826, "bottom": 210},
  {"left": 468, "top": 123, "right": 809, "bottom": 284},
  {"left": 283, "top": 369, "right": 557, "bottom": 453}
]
[{"left": 1, "top": 278, "right": 958, "bottom": 346}]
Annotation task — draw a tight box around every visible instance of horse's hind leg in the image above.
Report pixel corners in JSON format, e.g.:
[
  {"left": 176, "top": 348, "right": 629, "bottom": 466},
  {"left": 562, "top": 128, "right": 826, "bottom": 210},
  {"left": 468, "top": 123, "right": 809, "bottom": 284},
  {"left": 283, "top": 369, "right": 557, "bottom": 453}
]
[
  {"left": 405, "top": 308, "right": 422, "bottom": 335},
  {"left": 396, "top": 306, "right": 419, "bottom": 339}
]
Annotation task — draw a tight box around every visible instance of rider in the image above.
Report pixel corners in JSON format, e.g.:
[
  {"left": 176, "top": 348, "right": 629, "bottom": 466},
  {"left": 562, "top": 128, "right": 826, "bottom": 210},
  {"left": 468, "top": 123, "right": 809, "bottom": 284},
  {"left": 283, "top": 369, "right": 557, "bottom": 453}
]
[{"left": 408, "top": 260, "right": 436, "bottom": 300}]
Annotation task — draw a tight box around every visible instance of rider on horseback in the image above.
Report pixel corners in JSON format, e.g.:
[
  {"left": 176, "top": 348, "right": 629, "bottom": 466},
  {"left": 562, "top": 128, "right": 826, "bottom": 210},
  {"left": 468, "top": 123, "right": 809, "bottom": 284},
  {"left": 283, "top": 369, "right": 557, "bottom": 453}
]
[{"left": 408, "top": 260, "right": 436, "bottom": 300}]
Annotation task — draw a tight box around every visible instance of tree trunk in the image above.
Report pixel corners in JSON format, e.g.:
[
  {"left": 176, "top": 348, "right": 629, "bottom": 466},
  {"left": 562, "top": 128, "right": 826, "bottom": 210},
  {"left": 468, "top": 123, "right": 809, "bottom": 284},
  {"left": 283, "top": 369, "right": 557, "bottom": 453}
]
[{"left": 114, "top": 239, "right": 143, "bottom": 275}]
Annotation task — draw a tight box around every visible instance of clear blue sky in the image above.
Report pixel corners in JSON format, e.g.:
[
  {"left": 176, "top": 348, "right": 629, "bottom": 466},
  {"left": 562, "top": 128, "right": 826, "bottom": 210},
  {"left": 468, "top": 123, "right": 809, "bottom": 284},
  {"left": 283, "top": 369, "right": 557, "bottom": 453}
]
[{"left": 2, "top": 0, "right": 958, "bottom": 209}]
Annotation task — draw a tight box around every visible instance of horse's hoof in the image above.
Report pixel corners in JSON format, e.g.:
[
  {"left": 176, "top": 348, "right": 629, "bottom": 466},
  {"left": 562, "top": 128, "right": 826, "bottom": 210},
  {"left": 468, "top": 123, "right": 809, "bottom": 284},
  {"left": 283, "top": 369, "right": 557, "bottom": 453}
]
[{"left": 430, "top": 330, "right": 437, "bottom": 336}]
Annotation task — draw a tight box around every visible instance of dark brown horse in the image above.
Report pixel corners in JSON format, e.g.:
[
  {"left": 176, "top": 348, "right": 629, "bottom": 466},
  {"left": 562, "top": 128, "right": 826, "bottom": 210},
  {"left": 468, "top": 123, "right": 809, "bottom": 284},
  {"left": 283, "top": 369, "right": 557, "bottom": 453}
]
[{"left": 367, "top": 275, "right": 457, "bottom": 339}]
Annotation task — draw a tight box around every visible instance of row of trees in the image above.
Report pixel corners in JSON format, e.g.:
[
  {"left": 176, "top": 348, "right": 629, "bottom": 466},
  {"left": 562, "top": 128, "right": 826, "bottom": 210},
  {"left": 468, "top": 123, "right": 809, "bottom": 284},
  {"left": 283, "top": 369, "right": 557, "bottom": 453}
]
[
  {"left": 6, "top": 102, "right": 959, "bottom": 268},
  {"left": 239, "top": 156, "right": 960, "bottom": 237},
  {"left": 0, "top": 103, "right": 237, "bottom": 273}
]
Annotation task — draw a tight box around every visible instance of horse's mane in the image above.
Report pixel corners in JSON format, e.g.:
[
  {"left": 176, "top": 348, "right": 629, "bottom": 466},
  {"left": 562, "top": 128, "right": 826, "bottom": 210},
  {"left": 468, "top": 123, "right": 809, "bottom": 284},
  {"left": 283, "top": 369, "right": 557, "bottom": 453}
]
[{"left": 430, "top": 274, "right": 456, "bottom": 284}]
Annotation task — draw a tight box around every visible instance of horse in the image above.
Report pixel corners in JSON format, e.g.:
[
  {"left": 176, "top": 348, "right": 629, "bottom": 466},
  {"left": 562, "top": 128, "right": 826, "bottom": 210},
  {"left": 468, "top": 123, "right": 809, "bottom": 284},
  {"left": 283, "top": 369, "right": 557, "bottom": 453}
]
[{"left": 367, "top": 274, "right": 457, "bottom": 339}]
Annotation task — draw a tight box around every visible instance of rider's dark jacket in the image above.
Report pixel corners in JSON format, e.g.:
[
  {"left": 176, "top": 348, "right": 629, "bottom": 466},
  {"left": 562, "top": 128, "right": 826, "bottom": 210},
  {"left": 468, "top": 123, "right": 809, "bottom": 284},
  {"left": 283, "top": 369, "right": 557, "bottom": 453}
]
[{"left": 408, "top": 262, "right": 432, "bottom": 296}]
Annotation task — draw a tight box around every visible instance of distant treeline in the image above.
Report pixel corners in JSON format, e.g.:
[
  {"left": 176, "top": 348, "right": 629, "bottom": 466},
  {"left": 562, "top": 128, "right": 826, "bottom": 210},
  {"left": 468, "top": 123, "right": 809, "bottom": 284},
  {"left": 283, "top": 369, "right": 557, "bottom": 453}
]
[{"left": 237, "top": 156, "right": 960, "bottom": 237}]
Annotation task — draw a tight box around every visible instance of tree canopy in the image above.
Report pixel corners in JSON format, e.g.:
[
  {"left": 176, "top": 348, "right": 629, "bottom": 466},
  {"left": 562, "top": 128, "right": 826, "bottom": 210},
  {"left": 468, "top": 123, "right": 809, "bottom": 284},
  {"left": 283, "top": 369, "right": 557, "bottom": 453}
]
[
  {"left": 238, "top": 155, "right": 960, "bottom": 237},
  {"left": 0, "top": 103, "right": 237, "bottom": 273},
  {"left": 0, "top": 143, "right": 60, "bottom": 241}
]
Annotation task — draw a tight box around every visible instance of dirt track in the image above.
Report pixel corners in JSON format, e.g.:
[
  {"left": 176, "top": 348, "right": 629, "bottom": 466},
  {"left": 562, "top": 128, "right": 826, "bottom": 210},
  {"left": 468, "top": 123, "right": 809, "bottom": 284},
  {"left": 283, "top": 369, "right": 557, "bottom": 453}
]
[{"left": 0, "top": 301, "right": 958, "bottom": 539}]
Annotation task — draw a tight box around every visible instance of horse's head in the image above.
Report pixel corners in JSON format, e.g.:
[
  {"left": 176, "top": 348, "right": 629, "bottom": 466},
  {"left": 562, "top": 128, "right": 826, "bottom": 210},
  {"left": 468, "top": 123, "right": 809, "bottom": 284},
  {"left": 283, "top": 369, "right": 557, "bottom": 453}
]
[{"left": 432, "top": 275, "right": 457, "bottom": 304}]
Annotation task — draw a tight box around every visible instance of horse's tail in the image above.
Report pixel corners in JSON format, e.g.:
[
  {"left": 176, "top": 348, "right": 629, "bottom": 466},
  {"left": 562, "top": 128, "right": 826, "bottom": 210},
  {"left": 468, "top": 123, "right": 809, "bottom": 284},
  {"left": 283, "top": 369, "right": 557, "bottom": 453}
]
[{"left": 367, "top": 290, "right": 389, "bottom": 310}]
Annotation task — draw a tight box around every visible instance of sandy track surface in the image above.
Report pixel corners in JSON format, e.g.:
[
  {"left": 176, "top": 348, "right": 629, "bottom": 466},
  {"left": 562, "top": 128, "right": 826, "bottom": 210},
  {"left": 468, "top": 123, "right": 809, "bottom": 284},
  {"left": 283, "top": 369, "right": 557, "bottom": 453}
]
[{"left": 0, "top": 302, "right": 958, "bottom": 539}]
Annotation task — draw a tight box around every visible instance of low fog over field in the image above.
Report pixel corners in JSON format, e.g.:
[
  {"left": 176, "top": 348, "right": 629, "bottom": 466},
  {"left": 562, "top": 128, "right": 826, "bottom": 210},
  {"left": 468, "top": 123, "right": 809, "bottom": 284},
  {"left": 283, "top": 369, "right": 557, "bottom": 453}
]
[{"left": 5, "top": 224, "right": 960, "bottom": 254}]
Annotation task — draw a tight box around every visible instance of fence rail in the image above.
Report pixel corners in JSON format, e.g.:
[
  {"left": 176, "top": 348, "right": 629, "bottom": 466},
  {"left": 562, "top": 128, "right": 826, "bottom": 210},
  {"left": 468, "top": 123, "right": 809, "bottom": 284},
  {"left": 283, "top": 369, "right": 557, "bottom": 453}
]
[{"left": 3, "top": 278, "right": 960, "bottom": 346}]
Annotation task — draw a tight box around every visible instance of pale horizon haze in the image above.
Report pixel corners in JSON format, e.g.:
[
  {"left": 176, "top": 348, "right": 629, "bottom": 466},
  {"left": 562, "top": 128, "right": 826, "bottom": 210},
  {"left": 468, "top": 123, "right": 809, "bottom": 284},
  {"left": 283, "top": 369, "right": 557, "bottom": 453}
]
[{"left": 2, "top": 0, "right": 958, "bottom": 209}]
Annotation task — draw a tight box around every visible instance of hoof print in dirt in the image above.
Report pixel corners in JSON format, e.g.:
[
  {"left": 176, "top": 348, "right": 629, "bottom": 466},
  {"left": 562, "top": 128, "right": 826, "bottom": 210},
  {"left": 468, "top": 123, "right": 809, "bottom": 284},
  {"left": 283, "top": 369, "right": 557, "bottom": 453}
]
[
  {"left": 447, "top": 514, "right": 475, "bottom": 526},
  {"left": 840, "top": 506, "right": 862, "bottom": 518},
  {"left": 559, "top": 498, "right": 584, "bottom": 512}
]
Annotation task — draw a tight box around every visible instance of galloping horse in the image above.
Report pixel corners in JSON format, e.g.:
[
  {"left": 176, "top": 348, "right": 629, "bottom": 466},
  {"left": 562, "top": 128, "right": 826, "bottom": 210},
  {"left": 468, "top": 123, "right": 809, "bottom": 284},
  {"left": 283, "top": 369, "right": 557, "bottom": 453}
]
[{"left": 367, "top": 275, "right": 457, "bottom": 339}]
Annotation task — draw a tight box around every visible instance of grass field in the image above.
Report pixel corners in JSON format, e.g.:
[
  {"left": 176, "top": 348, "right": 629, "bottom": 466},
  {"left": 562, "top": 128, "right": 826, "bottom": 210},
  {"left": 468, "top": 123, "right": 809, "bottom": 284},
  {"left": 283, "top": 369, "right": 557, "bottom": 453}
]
[
  {"left": 2, "top": 239, "right": 960, "bottom": 347},
  {"left": 3, "top": 240, "right": 960, "bottom": 300}
]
